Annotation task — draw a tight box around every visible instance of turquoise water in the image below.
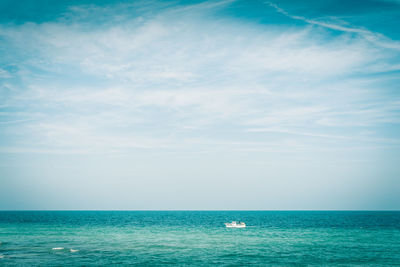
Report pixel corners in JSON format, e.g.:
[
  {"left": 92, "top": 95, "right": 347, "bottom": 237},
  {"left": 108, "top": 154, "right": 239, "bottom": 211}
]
[{"left": 0, "top": 211, "right": 399, "bottom": 265}]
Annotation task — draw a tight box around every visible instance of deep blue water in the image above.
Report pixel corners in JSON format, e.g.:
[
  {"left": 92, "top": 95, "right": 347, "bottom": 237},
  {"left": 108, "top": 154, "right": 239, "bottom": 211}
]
[{"left": 0, "top": 211, "right": 400, "bottom": 265}]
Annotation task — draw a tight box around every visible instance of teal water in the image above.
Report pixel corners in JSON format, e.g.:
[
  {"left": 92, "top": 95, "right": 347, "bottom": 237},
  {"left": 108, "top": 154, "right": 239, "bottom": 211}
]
[{"left": 0, "top": 211, "right": 399, "bottom": 265}]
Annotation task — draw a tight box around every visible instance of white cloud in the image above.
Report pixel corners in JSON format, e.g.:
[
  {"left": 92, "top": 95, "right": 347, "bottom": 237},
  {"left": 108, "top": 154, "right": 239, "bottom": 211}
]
[
  {"left": 266, "top": 1, "right": 400, "bottom": 50},
  {"left": 0, "top": 0, "right": 399, "bottom": 154}
]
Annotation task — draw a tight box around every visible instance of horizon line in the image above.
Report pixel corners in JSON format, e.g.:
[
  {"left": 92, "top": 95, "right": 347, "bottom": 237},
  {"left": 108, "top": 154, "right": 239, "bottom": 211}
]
[{"left": 1, "top": 209, "right": 399, "bottom": 212}]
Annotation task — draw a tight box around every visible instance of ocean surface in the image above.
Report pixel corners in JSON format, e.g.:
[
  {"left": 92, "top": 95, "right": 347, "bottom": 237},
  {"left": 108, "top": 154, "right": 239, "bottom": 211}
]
[{"left": 0, "top": 211, "right": 399, "bottom": 266}]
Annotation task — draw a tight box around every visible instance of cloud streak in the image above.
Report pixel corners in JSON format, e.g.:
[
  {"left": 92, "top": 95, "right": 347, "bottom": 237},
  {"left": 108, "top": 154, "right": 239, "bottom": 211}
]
[
  {"left": 266, "top": 1, "right": 400, "bottom": 50},
  {"left": 0, "top": 0, "right": 399, "bottom": 155},
  {"left": 0, "top": 0, "right": 399, "bottom": 209}
]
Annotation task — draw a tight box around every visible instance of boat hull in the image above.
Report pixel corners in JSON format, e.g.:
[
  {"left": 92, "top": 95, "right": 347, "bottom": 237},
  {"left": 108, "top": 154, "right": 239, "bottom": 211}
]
[
  {"left": 225, "top": 225, "right": 246, "bottom": 228},
  {"left": 225, "top": 222, "right": 246, "bottom": 228}
]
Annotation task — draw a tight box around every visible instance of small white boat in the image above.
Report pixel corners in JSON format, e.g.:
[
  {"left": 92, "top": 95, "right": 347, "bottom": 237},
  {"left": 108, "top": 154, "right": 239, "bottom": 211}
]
[{"left": 225, "top": 221, "right": 246, "bottom": 228}]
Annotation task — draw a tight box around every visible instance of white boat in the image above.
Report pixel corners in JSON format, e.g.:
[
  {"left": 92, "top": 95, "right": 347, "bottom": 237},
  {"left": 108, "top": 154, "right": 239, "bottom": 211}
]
[{"left": 225, "top": 221, "right": 246, "bottom": 228}]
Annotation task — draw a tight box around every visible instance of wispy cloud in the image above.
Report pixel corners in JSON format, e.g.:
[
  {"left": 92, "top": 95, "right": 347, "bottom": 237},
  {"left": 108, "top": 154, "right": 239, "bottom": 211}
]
[
  {"left": 0, "top": 0, "right": 399, "bottom": 155},
  {"left": 0, "top": 0, "right": 399, "bottom": 209},
  {"left": 266, "top": 1, "right": 400, "bottom": 50}
]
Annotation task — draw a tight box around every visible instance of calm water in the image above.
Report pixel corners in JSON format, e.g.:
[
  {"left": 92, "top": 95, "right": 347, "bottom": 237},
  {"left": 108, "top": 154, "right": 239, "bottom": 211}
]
[{"left": 0, "top": 211, "right": 399, "bottom": 266}]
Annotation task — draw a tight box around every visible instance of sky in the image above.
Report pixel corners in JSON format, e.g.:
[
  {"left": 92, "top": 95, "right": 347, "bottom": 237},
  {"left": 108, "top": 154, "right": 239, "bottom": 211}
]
[{"left": 0, "top": 0, "right": 399, "bottom": 210}]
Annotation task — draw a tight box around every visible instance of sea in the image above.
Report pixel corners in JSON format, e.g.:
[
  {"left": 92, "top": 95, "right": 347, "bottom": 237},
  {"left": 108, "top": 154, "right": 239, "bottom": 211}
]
[{"left": 0, "top": 211, "right": 399, "bottom": 266}]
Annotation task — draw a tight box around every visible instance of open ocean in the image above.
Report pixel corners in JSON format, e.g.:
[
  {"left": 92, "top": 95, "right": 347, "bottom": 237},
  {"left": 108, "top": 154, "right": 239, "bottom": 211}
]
[{"left": 0, "top": 211, "right": 399, "bottom": 266}]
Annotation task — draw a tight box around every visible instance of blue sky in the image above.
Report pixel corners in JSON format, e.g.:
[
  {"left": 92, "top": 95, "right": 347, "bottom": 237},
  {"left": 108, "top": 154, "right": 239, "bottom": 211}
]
[{"left": 0, "top": 0, "right": 399, "bottom": 210}]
